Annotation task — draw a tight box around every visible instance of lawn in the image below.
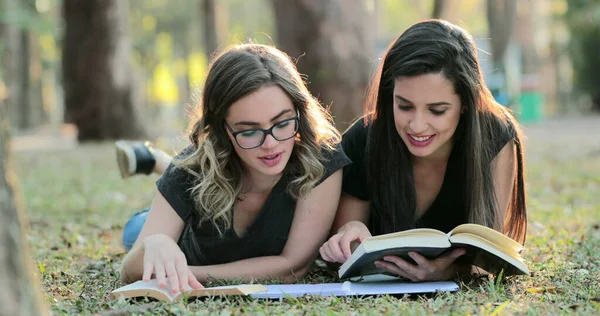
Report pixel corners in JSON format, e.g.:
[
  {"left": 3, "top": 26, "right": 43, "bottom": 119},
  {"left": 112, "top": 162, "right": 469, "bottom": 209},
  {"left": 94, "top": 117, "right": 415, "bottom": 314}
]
[{"left": 13, "top": 115, "right": 600, "bottom": 315}]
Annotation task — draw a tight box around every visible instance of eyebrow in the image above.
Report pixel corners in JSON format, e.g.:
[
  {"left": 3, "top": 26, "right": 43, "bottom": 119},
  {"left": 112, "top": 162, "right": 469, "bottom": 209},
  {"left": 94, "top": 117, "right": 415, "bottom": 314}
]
[
  {"left": 233, "top": 109, "right": 293, "bottom": 126},
  {"left": 394, "top": 94, "right": 451, "bottom": 107}
]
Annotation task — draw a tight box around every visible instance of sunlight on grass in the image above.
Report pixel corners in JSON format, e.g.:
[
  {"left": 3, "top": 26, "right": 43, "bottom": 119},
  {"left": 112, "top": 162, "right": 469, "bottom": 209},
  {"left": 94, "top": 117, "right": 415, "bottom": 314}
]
[{"left": 12, "top": 117, "right": 600, "bottom": 314}]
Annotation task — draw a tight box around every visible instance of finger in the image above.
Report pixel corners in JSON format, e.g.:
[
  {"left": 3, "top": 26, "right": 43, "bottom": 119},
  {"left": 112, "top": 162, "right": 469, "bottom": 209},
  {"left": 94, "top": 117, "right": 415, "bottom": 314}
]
[
  {"left": 358, "top": 230, "right": 372, "bottom": 242},
  {"left": 408, "top": 252, "right": 431, "bottom": 268},
  {"left": 187, "top": 270, "right": 204, "bottom": 289},
  {"left": 383, "top": 255, "right": 420, "bottom": 277},
  {"left": 175, "top": 258, "right": 189, "bottom": 291},
  {"left": 319, "top": 245, "right": 333, "bottom": 262},
  {"left": 320, "top": 243, "right": 341, "bottom": 263},
  {"left": 165, "top": 262, "right": 180, "bottom": 293},
  {"left": 438, "top": 248, "right": 466, "bottom": 266},
  {"left": 142, "top": 261, "right": 154, "bottom": 282},
  {"left": 375, "top": 260, "right": 416, "bottom": 281},
  {"left": 339, "top": 238, "right": 353, "bottom": 261},
  {"left": 154, "top": 262, "right": 167, "bottom": 287},
  {"left": 325, "top": 235, "right": 346, "bottom": 263}
]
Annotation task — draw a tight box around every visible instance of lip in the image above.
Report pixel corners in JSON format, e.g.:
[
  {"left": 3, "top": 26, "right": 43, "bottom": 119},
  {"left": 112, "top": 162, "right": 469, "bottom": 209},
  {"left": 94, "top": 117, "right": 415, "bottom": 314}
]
[
  {"left": 406, "top": 134, "right": 435, "bottom": 147},
  {"left": 258, "top": 151, "right": 283, "bottom": 159},
  {"left": 258, "top": 151, "right": 283, "bottom": 167}
]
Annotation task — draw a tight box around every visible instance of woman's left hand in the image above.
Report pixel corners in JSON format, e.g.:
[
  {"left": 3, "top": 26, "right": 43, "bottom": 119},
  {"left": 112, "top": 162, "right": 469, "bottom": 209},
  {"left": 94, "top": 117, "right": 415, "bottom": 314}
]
[{"left": 374, "top": 248, "right": 466, "bottom": 282}]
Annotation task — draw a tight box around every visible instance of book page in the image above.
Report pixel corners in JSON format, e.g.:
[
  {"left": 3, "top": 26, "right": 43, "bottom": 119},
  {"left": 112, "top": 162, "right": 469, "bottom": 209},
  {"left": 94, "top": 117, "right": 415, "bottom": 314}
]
[
  {"left": 449, "top": 233, "right": 529, "bottom": 275},
  {"left": 346, "top": 280, "right": 459, "bottom": 295},
  {"left": 249, "top": 283, "right": 347, "bottom": 299},
  {"left": 449, "top": 224, "right": 522, "bottom": 254},
  {"left": 111, "top": 279, "right": 176, "bottom": 302},
  {"left": 366, "top": 228, "right": 447, "bottom": 241}
]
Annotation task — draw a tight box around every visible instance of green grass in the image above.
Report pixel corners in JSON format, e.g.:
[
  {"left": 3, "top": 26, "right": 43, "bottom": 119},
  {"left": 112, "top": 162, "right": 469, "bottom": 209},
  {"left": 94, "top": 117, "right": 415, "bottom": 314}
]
[{"left": 13, "top": 118, "right": 600, "bottom": 315}]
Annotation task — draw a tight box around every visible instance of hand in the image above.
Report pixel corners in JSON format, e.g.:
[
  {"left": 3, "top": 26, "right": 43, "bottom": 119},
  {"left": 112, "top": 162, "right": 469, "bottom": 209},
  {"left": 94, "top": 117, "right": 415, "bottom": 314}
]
[
  {"left": 320, "top": 221, "right": 372, "bottom": 263},
  {"left": 142, "top": 234, "right": 204, "bottom": 293},
  {"left": 374, "top": 248, "right": 466, "bottom": 282}
]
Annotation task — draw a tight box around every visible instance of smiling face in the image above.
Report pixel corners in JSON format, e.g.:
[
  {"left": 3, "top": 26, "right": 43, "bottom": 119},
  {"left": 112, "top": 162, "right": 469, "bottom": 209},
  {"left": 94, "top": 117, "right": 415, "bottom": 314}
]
[
  {"left": 392, "top": 73, "right": 462, "bottom": 160},
  {"left": 224, "top": 85, "right": 297, "bottom": 179}
]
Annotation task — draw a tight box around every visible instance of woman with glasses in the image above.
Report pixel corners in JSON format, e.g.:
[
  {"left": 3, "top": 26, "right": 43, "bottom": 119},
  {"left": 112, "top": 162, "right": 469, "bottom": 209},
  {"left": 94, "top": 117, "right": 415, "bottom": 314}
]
[{"left": 119, "top": 44, "right": 351, "bottom": 293}]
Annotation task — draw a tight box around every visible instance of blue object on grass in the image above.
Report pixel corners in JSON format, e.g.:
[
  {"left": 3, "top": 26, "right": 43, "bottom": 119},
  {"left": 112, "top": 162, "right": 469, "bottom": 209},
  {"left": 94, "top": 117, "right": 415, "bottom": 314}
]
[{"left": 122, "top": 208, "right": 150, "bottom": 251}]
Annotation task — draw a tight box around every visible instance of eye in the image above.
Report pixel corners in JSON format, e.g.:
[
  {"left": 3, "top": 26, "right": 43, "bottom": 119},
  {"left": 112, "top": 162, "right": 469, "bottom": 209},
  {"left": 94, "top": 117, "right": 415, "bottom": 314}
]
[
  {"left": 275, "top": 120, "right": 291, "bottom": 129},
  {"left": 397, "top": 105, "right": 413, "bottom": 111},
  {"left": 430, "top": 109, "right": 446, "bottom": 116},
  {"left": 239, "top": 130, "right": 258, "bottom": 137}
]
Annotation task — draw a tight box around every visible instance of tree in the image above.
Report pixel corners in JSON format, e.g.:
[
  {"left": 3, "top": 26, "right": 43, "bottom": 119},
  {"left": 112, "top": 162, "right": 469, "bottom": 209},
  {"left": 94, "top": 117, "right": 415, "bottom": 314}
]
[
  {"left": 62, "top": 0, "right": 145, "bottom": 141},
  {"left": 486, "top": 0, "right": 517, "bottom": 66},
  {"left": 200, "top": 0, "right": 218, "bottom": 59},
  {"left": 431, "top": 0, "right": 448, "bottom": 19},
  {"left": 565, "top": 0, "right": 600, "bottom": 111},
  {"left": 486, "top": 0, "right": 517, "bottom": 106},
  {"left": 0, "top": 79, "right": 47, "bottom": 316},
  {"left": 271, "top": 0, "right": 376, "bottom": 131}
]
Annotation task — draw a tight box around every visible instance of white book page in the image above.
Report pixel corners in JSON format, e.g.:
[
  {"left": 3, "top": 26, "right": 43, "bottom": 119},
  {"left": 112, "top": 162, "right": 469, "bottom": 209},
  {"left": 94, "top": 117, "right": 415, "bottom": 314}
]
[
  {"left": 250, "top": 283, "right": 347, "bottom": 299},
  {"left": 346, "top": 280, "right": 459, "bottom": 295}
]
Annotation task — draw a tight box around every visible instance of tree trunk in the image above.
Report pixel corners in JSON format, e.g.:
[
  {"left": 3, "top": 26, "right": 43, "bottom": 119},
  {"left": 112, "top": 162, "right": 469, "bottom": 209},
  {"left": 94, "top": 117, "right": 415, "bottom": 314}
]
[
  {"left": 200, "top": 0, "right": 219, "bottom": 59},
  {"left": 271, "top": 0, "right": 376, "bottom": 131},
  {"left": 1, "top": 0, "right": 23, "bottom": 130},
  {"left": 486, "top": 0, "right": 517, "bottom": 65},
  {"left": 62, "top": 0, "right": 145, "bottom": 141},
  {"left": 0, "top": 82, "right": 47, "bottom": 316},
  {"left": 431, "top": 0, "right": 448, "bottom": 19}
]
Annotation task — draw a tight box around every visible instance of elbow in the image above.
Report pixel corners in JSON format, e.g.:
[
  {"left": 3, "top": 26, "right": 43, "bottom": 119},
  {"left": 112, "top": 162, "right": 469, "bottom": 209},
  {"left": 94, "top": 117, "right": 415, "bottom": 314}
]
[{"left": 279, "top": 257, "right": 312, "bottom": 283}]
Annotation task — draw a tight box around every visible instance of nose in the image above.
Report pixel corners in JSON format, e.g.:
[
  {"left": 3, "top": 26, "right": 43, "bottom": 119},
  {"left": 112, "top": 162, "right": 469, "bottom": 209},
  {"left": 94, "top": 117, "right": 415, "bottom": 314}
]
[
  {"left": 261, "top": 133, "right": 278, "bottom": 149},
  {"left": 409, "top": 112, "right": 428, "bottom": 134}
]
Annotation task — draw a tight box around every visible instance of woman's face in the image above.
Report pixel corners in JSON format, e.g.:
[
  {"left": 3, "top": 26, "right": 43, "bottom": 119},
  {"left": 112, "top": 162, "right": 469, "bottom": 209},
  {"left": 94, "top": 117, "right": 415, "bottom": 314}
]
[
  {"left": 392, "top": 73, "right": 462, "bottom": 160},
  {"left": 224, "top": 85, "right": 298, "bottom": 179}
]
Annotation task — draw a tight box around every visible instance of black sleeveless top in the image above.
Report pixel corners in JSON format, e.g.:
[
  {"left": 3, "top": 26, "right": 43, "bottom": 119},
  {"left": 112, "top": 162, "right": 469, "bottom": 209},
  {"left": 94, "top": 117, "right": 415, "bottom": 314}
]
[
  {"left": 341, "top": 116, "right": 516, "bottom": 235},
  {"left": 156, "top": 142, "right": 351, "bottom": 266}
]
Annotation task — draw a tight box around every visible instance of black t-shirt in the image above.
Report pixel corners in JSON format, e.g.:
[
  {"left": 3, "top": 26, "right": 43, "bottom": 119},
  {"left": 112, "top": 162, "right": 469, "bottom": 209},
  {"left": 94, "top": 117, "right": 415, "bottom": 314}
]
[
  {"left": 341, "top": 116, "right": 516, "bottom": 234},
  {"left": 156, "top": 142, "right": 351, "bottom": 266}
]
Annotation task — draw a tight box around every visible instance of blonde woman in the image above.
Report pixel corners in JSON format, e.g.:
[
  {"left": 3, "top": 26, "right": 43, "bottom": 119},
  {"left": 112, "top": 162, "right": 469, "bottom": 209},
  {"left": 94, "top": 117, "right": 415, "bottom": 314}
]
[{"left": 119, "top": 44, "right": 350, "bottom": 293}]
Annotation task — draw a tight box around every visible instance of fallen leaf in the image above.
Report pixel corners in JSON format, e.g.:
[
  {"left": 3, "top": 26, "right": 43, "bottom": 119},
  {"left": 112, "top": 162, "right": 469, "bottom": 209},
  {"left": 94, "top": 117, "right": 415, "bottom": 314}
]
[{"left": 526, "top": 286, "right": 557, "bottom": 294}]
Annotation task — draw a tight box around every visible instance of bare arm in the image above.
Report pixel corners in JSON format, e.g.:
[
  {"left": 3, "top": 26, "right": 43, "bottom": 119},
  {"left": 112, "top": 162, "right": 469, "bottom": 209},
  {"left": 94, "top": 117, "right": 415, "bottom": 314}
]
[
  {"left": 329, "top": 193, "right": 370, "bottom": 235},
  {"left": 492, "top": 140, "right": 517, "bottom": 231},
  {"left": 189, "top": 170, "right": 344, "bottom": 283},
  {"left": 120, "top": 191, "right": 185, "bottom": 283}
]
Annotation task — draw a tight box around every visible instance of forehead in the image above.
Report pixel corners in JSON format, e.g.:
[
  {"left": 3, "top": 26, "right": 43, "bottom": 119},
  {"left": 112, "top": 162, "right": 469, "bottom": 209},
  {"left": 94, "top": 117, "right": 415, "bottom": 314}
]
[
  {"left": 393, "top": 73, "right": 459, "bottom": 104},
  {"left": 226, "top": 85, "right": 295, "bottom": 122}
]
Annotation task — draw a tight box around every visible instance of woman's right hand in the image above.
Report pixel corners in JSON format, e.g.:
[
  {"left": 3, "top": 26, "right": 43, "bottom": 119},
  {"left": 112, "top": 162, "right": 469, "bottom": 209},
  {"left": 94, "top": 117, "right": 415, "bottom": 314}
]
[
  {"left": 319, "top": 221, "right": 372, "bottom": 263},
  {"left": 142, "top": 234, "right": 204, "bottom": 293}
]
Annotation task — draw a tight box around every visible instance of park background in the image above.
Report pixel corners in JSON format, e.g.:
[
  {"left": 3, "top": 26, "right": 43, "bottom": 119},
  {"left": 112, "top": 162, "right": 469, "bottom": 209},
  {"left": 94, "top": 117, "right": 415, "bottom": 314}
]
[{"left": 0, "top": 0, "right": 599, "bottom": 314}]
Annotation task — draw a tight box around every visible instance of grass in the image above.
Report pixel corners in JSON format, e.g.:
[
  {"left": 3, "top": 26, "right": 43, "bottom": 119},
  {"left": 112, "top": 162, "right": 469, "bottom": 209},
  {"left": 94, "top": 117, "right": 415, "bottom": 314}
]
[{"left": 13, "top": 116, "right": 600, "bottom": 315}]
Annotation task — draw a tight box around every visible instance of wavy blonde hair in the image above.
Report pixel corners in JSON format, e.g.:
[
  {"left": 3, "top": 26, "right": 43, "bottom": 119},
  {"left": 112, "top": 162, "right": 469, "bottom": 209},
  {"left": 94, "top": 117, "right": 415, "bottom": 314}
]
[{"left": 174, "top": 44, "right": 340, "bottom": 235}]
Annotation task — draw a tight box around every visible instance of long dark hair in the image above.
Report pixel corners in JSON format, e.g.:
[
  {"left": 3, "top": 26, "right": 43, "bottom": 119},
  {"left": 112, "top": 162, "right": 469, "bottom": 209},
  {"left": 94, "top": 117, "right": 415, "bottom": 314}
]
[{"left": 364, "top": 20, "right": 527, "bottom": 244}]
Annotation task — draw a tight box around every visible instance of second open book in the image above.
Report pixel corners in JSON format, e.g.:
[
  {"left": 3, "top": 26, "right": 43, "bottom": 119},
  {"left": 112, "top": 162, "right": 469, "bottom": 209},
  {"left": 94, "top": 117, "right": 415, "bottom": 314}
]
[
  {"left": 339, "top": 223, "right": 529, "bottom": 279},
  {"left": 110, "top": 275, "right": 459, "bottom": 301}
]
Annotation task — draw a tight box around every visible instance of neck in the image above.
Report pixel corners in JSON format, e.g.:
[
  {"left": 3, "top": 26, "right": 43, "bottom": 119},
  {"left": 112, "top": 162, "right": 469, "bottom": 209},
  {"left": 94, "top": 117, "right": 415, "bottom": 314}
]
[{"left": 243, "top": 169, "right": 282, "bottom": 195}]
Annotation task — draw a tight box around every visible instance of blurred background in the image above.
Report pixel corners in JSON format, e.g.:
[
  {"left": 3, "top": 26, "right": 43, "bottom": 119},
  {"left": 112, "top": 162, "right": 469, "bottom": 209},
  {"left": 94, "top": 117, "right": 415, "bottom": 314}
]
[{"left": 1, "top": 0, "right": 599, "bottom": 144}]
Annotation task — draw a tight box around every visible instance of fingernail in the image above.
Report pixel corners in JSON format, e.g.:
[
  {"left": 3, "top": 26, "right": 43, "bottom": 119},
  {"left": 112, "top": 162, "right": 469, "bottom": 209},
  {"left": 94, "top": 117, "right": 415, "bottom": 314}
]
[{"left": 408, "top": 252, "right": 415, "bottom": 258}]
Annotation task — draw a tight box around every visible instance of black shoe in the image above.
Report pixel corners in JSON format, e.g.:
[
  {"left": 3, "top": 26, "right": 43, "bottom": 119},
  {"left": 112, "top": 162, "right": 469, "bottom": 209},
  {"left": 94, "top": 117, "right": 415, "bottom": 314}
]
[{"left": 115, "top": 141, "right": 156, "bottom": 179}]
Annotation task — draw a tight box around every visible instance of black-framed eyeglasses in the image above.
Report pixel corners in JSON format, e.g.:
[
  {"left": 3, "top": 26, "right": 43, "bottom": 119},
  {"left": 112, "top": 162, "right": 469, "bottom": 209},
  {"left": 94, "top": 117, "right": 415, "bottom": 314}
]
[{"left": 224, "top": 113, "right": 300, "bottom": 149}]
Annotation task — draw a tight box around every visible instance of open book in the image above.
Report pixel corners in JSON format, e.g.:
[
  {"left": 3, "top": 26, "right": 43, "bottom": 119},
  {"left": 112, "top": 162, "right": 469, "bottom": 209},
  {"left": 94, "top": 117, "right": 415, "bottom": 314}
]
[
  {"left": 250, "top": 274, "right": 458, "bottom": 299},
  {"left": 339, "top": 223, "right": 529, "bottom": 279},
  {"left": 110, "top": 279, "right": 267, "bottom": 302}
]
